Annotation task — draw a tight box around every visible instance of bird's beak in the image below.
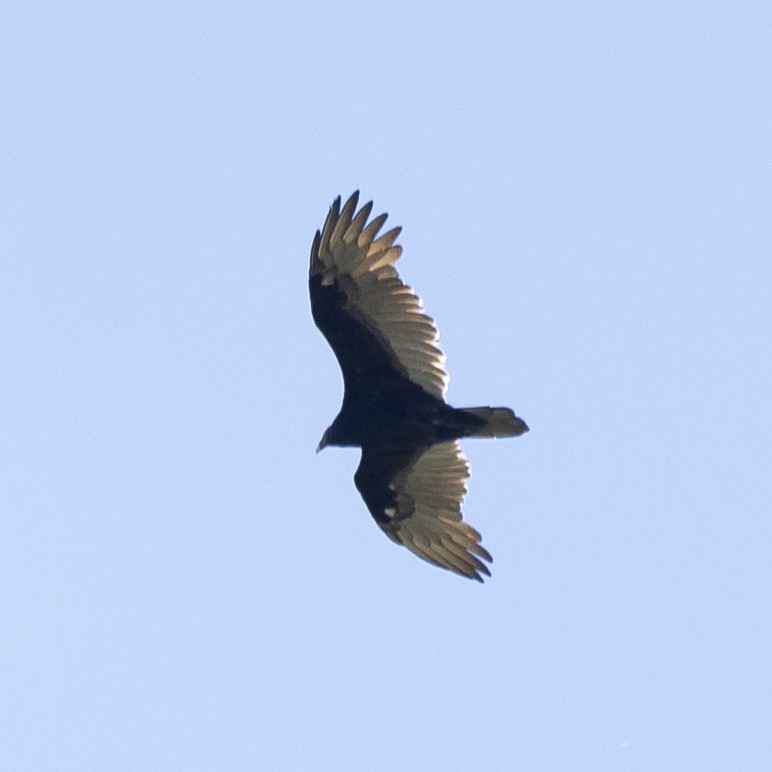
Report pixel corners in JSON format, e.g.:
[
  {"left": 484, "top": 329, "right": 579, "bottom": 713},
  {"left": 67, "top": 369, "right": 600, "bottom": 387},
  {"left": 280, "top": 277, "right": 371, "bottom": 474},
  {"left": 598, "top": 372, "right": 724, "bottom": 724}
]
[{"left": 316, "top": 427, "right": 330, "bottom": 454}]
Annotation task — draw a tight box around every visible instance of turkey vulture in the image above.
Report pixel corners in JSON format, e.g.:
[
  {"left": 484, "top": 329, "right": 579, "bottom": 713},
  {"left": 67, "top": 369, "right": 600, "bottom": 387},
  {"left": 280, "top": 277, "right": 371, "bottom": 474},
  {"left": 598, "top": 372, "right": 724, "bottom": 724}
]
[{"left": 310, "top": 192, "right": 528, "bottom": 582}]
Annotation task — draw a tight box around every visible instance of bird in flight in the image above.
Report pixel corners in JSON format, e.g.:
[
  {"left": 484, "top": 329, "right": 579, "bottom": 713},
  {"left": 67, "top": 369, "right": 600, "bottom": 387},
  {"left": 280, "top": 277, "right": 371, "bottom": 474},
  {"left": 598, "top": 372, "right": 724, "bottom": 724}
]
[{"left": 309, "top": 192, "right": 528, "bottom": 581}]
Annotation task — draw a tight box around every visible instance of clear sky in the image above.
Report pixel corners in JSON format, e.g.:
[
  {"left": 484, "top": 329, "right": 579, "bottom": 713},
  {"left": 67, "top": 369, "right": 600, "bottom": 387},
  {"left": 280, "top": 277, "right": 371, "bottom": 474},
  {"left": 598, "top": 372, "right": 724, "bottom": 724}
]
[{"left": 2, "top": 2, "right": 770, "bottom": 770}]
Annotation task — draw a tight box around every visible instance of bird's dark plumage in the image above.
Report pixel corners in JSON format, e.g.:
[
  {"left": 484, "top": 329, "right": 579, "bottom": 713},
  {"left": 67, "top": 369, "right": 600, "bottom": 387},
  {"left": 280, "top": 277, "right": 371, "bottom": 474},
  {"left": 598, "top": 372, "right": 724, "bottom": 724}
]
[{"left": 310, "top": 192, "right": 528, "bottom": 581}]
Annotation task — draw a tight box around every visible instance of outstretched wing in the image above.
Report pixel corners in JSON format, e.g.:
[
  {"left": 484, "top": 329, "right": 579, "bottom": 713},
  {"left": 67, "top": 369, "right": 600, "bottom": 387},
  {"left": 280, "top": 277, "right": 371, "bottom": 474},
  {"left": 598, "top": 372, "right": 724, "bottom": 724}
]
[
  {"left": 309, "top": 192, "right": 449, "bottom": 400},
  {"left": 354, "top": 441, "right": 492, "bottom": 581}
]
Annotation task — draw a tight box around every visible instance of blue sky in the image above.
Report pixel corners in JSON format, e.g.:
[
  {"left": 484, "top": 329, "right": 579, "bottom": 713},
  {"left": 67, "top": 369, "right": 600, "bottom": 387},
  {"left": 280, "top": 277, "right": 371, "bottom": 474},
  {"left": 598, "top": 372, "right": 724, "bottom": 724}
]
[{"left": 2, "top": 2, "right": 770, "bottom": 769}]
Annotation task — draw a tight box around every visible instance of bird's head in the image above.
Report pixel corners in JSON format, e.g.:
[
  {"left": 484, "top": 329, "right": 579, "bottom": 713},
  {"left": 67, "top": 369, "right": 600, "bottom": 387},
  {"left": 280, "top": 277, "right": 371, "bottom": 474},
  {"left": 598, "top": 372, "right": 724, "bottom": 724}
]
[{"left": 316, "top": 425, "right": 333, "bottom": 454}]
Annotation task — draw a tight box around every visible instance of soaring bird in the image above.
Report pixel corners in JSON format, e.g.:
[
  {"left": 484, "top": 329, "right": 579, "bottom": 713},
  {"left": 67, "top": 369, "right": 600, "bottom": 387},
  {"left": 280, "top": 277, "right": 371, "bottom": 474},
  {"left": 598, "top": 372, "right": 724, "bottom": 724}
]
[{"left": 310, "top": 192, "right": 528, "bottom": 581}]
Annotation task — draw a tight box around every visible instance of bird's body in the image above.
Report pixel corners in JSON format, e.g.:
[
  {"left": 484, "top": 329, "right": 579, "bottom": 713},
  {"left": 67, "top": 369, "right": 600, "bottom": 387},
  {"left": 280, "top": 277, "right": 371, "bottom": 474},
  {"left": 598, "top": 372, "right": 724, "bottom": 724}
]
[{"left": 310, "top": 192, "right": 528, "bottom": 581}]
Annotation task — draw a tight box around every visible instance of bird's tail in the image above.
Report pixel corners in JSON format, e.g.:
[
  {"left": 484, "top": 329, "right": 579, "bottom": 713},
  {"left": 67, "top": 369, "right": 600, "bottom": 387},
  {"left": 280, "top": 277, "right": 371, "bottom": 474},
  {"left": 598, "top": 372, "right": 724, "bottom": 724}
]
[{"left": 461, "top": 407, "right": 529, "bottom": 438}]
